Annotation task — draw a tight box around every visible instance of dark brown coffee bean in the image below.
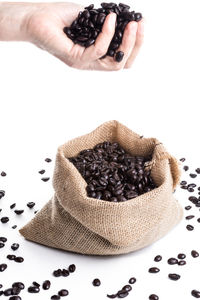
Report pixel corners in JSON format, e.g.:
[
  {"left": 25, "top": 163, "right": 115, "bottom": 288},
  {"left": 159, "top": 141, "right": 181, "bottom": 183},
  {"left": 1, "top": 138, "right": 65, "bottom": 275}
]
[
  {"left": 168, "top": 258, "right": 178, "bottom": 265},
  {"left": 107, "top": 294, "right": 117, "bottom": 298},
  {"left": 0, "top": 190, "right": 5, "bottom": 199},
  {"left": 62, "top": 269, "right": 69, "bottom": 277},
  {"left": 197, "top": 218, "right": 200, "bottom": 223},
  {"left": 0, "top": 237, "right": 7, "bottom": 242},
  {"left": 128, "top": 277, "right": 136, "bottom": 284},
  {"left": 12, "top": 286, "right": 21, "bottom": 295},
  {"left": 68, "top": 264, "right": 76, "bottom": 273},
  {"left": 28, "top": 286, "right": 40, "bottom": 293},
  {"left": 0, "top": 264, "right": 7, "bottom": 272},
  {"left": 196, "top": 168, "right": 200, "bottom": 174},
  {"left": 45, "top": 158, "right": 52, "bottom": 162},
  {"left": 1, "top": 171, "right": 6, "bottom": 176},
  {"left": 122, "top": 285, "right": 132, "bottom": 292},
  {"left": 178, "top": 260, "right": 186, "bottom": 266},
  {"left": 185, "top": 206, "right": 192, "bottom": 210},
  {"left": 0, "top": 242, "right": 4, "bottom": 248},
  {"left": 1, "top": 217, "right": 9, "bottom": 223},
  {"left": 14, "top": 210, "right": 24, "bottom": 215},
  {"left": 183, "top": 166, "right": 189, "bottom": 171},
  {"left": 154, "top": 255, "right": 162, "bottom": 262},
  {"left": 149, "top": 267, "right": 160, "bottom": 273},
  {"left": 41, "top": 177, "right": 50, "bottom": 182},
  {"left": 14, "top": 257, "right": 24, "bottom": 263},
  {"left": 10, "top": 203, "right": 16, "bottom": 209},
  {"left": 4, "top": 288, "right": 13, "bottom": 296},
  {"left": 33, "top": 281, "right": 40, "bottom": 287},
  {"left": 180, "top": 158, "right": 186, "bottom": 162},
  {"left": 115, "top": 51, "right": 124, "bottom": 62},
  {"left": 12, "top": 282, "right": 25, "bottom": 290},
  {"left": 12, "top": 225, "right": 17, "bottom": 229},
  {"left": 117, "top": 290, "right": 129, "bottom": 298},
  {"left": 191, "top": 250, "right": 199, "bottom": 258},
  {"left": 134, "top": 12, "right": 142, "bottom": 21},
  {"left": 39, "top": 169, "right": 45, "bottom": 174},
  {"left": 92, "top": 278, "right": 101, "bottom": 286},
  {"left": 7, "top": 254, "right": 16, "bottom": 260},
  {"left": 53, "top": 269, "right": 62, "bottom": 277},
  {"left": 180, "top": 180, "right": 187, "bottom": 185},
  {"left": 168, "top": 273, "right": 180, "bottom": 281},
  {"left": 149, "top": 295, "right": 159, "bottom": 300},
  {"left": 58, "top": 289, "right": 69, "bottom": 296},
  {"left": 190, "top": 173, "right": 197, "bottom": 178},
  {"left": 177, "top": 253, "right": 186, "bottom": 259},
  {"left": 11, "top": 243, "right": 19, "bottom": 251},
  {"left": 186, "top": 225, "right": 194, "bottom": 231},
  {"left": 191, "top": 290, "right": 200, "bottom": 298},
  {"left": 27, "top": 202, "right": 35, "bottom": 208},
  {"left": 9, "top": 297, "right": 21, "bottom": 300},
  {"left": 51, "top": 296, "right": 60, "bottom": 300},
  {"left": 42, "top": 280, "right": 51, "bottom": 290},
  {"left": 186, "top": 215, "right": 195, "bottom": 220}
]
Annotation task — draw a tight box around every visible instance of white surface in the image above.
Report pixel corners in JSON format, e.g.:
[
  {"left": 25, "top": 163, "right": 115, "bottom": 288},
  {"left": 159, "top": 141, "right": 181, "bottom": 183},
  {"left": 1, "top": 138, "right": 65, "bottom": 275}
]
[{"left": 0, "top": 0, "right": 200, "bottom": 299}]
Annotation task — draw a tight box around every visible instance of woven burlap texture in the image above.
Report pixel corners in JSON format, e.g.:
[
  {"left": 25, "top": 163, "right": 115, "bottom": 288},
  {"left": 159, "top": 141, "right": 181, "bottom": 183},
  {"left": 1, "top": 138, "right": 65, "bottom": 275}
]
[{"left": 19, "top": 120, "right": 183, "bottom": 255}]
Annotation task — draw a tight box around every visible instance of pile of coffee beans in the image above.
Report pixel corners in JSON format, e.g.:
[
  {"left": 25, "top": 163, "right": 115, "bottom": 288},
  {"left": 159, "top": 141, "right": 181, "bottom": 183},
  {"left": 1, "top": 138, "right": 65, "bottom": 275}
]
[
  {"left": 63, "top": 3, "right": 142, "bottom": 62},
  {"left": 69, "top": 141, "right": 155, "bottom": 202}
]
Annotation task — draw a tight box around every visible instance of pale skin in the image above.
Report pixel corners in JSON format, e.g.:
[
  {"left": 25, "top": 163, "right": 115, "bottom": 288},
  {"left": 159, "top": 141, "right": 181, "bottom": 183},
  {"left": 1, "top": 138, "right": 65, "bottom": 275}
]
[{"left": 0, "top": 2, "right": 144, "bottom": 70}]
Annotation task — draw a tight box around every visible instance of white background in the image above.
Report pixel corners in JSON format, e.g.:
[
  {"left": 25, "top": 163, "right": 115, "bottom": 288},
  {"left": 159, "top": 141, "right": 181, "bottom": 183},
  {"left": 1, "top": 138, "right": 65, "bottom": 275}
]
[{"left": 0, "top": 0, "right": 200, "bottom": 299}]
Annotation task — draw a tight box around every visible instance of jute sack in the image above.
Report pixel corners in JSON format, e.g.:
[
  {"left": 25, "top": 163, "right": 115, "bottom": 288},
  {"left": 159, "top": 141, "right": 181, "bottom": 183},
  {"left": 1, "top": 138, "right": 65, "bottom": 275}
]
[{"left": 20, "top": 120, "right": 183, "bottom": 255}]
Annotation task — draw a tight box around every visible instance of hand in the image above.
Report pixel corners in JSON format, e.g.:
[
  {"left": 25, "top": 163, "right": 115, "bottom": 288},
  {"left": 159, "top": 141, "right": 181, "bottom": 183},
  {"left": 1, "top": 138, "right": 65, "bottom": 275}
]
[{"left": 0, "top": 2, "right": 144, "bottom": 71}]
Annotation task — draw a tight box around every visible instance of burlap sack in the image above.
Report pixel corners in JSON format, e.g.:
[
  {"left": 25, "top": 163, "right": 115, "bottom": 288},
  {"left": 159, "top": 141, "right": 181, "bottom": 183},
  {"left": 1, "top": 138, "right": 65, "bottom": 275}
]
[{"left": 20, "top": 120, "right": 183, "bottom": 255}]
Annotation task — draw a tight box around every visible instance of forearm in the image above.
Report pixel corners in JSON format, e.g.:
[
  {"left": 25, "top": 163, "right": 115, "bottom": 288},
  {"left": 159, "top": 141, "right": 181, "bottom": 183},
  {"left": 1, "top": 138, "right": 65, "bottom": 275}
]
[{"left": 0, "top": 2, "right": 35, "bottom": 41}]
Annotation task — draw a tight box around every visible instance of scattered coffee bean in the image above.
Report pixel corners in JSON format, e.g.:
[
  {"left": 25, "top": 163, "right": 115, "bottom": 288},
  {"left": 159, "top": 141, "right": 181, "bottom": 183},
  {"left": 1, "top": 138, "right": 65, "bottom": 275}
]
[
  {"left": 4, "top": 288, "right": 13, "bottom": 296},
  {"left": 168, "top": 273, "right": 181, "bottom": 281},
  {"left": 38, "top": 169, "right": 45, "bottom": 174},
  {"left": 177, "top": 253, "right": 186, "bottom": 259},
  {"left": 186, "top": 225, "right": 194, "bottom": 231},
  {"left": 51, "top": 295, "right": 60, "bottom": 300},
  {"left": 9, "top": 297, "right": 21, "bottom": 300},
  {"left": 12, "top": 286, "right": 21, "bottom": 295},
  {"left": 115, "top": 51, "right": 124, "bottom": 62},
  {"left": 93, "top": 278, "right": 101, "bottom": 286},
  {"left": 45, "top": 158, "right": 52, "bottom": 163},
  {"left": 148, "top": 267, "right": 160, "bottom": 273},
  {"left": 28, "top": 286, "right": 40, "bottom": 293},
  {"left": 1, "top": 216, "right": 9, "bottom": 223},
  {"left": 11, "top": 243, "right": 19, "bottom": 251},
  {"left": 197, "top": 218, "right": 200, "bottom": 223},
  {"left": 12, "top": 282, "right": 25, "bottom": 290},
  {"left": 188, "top": 187, "right": 194, "bottom": 192},
  {"left": 185, "top": 206, "right": 192, "bottom": 210},
  {"left": 10, "top": 203, "right": 16, "bottom": 209},
  {"left": 154, "top": 255, "right": 162, "bottom": 262},
  {"left": 180, "top": 158, "right": 186, "bottom": 162},
  {"left": 0, "top": 237, "right": 7, "bottom": 242},
  {"left": 53, "top": 269, "right": 62, "bottom": 277},
  {"left": 1, "top": 171, "right": 6, "bottom": 176},
  {"left": 0, "top": 284, "right": 2, "bottom": 288},
  {"left": 186, "top": 215, "right": 195, "bottom": 220},
  {"left": 178, "top": 260, "right": 186, "bottom": 266},
  {"left": 68, "top": 264, "right": 76, "bottom": 273},
  {"left": 167, "top": 258, "right": 178, "bottom": 265},
  {"left": 191, "top": 290, "right": 200, "bottom": 298},
  {"left": 191, "top": 250, "right": 199, "bottom": 258},
  {"left": 149, "top": 295, "right": 159, "bottom": 300},
  {"left": 107, "top": 294, "right": 117, "bottom": 298},
  {"left": 0, "top": 190, "right": 5, "bottom": 199},
  {"left": 41, "top": 177, "right": 50, "bottom": 182},
  {"left": 42, "top": 280, "right": 51, "bottom": 290},
  {"left": 183, "top": 166, "right": 189, "bottom": 171},
  {"left": 128, "top": 277, "right": 136, "bottom": 284},
  {"left": 27, "top": 202, "right": 35, "bottom": 208},
  {"left": 180, "top": 180, "right": 187, "bottom": 185},
  {"left": 0, "top": 291, "right": 3, "bottom": 296},
  {"left": 7, "top": 255, "right": 16, "bottom": 260},
  {"left": 122, "top": 285, "right": 132, "bottom": 292},
  {"left": 190, "top": 174, "right": 197, "bottom": 178},
  {"left": 14, "top": 210, "right": 24, "bottom": 215},
  {"left": 33, "top": 281, "right": 40, "bottom": 287},
  {"left": 58, "top": 289, "right": 69, "bottom": 296},
  {"left": 196, "top": 168, "right": 200, "bottom": 174},
  {"left": 117, "top": 290, "right": 129, "bottom": 298},
  {"left": 0, "top": 264, "right": 7, "bottom": 272},
  {"left": 0, "top": 242, "right": 5, "bottom": 248},
  {"left": 62, "top": 269, "right": 69, "bottom": 277},
  {"left": 12, "top": 225, "right": 17, "bottom": 229},
  {"left": 14, "top": 257, "right": 24, "bottom": 263}
]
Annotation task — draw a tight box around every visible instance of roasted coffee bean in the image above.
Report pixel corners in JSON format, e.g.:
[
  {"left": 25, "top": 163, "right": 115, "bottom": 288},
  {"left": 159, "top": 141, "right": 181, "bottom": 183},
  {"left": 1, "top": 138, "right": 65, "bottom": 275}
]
[
  {"left": 7, "top": 254, "right": 16, "bottom": 260},
  {"left": 154, "top": 255, "right": 162, "bottom": 262},
  {"left": 27, "top": 202, "right": 35, "bottom": 208},
  {"left": 117, "top": 290, "right": 129, "bottom": 298},
  {"left": 39, "top": 169, "right": 46, "bottom": 174},
  {"left": 10, "top": 203, "right": 16, "bottom": 209},
  {"left": 28, "top": 286, "right": 40, "bottom": 293},
  {"left": 58, "top": 289, "right": 69, "bottom": 296},
  {"left": 148, "top": 267, "right": 160, "bottom": 273},
  {"left": 33, "top": 281, "right": 40, "bottom": 287},
  {"left": 0, "top": 242, "right": 4, "bottom": 248},
  {"left": 42, "top": 280, "right": 51, "bottom": 290},
  {"left": 92, "top": 278, "right": 101, "bottom": 286},
  {"left": 191, "top": 290, "right": 200, "bottom": 298},
  {"left": 186, "top": 225, "right": 194, "bottom": 231},
  {"left": 0, "top": 264, "right": 7, "bottom": 272},
  {"left": 0, "top": 190, "right": 5, "bottom": 199},
  {"left": 1, "top": 216, "right": 9, "bottom": 223},
  {"left": 12, "top": 286, "right": 21, "bottom": 295},
  {"left": 180, "top": 158, "right": 186, "bottom": 162},
  {"left": 168, "top": 273, "right": 181, "bottom": 281},
  {"left": 45, "top": 158, "right": 52, "bottom": 162},
  {"left": 190, "top": 173, "right": 197, "bottom": 178},
  {"left": 128, "top": 277, "right": 136, "bottom": 284},
  {"left": 180, "top": 180, "right": 187, "bottom": 185},
  {"left": 62, "top": 269, "right": 69, "bottom": 277},
  {"left": 0, "top": 237, "right": 7, "bottom": 242},
  {"left": 68, "top": 264, "right": 76, "bottom": 273},
  {"left": 115, "top": 51, "right": 124, "bottom": 62},
  {"left": 186, "top": 215, "right": 195, "bottom": 220},
  {"left": 12, "top": 225, "right": 17, "bottom": 229},
  {"left": 0, "top": 284, "right": 2, "bottom": 289},
  {"left": 188, "top": 187, "right": 194, "bottom": 192},
  {"left": 197, "top": 218, "right": 200, "bottom": 223},
  {"left": 51, "top": 295, "right": 60, "bottom": 300},
  {"left": 168, "top": 258, "right": 178, "bottom": 265},
  {"left": 0, "top": 291, "right": 3, "bottom": 296},
  {"left": 183, "top": 166, "right": 189, "bottom": 171},
  {"left": 14, "top": 257, "right": 24, "bottom": 263},
  {"left": 4, "top": 288, "right": 13, "bottom": 296},
  {"left": 196, "top": 168, "right": 200, "bottom": 174},
  {"left": 178, "top": 260, "right": 186, "bottom": 266},
  {"left": 185, "top": 205, "right": 192, "bottom": 210},
  {"left": 122, "top": 285, "right": 132, "bottom": 292},
  {"left": 11, "top": 243, "right": 19, "bottom": 251},
  {"left": 1, "top": 171, "right": 6, "bottom": 176},
  {"left": 41, "top": 177, "right": 50, "bottom": 182},
  {"left": 53, "top": 269, "right": 62, "bottom": 277},
  {"left": 191, "top": 250, "right": 199, "bottom": 258},
  {"left": 177, "top": 253, "right": 186, "bottom": 259},
  {"left": 12, "top": 282, "right": 25, "bottom": 290},
  {"left": 9, "top": 297, "right": 21, "bottom": 300},
  {"left": 14, "top": 210, "right": 24, "bottom": 215},
  {"left": 188, "top": 183, "right": 196, "bottom": 188},
  {"left": 149, "top": 295, "right": 159, "bottom": 300},
  {"left": 107, "top": 294, "right": 117, "bottom": 298}
]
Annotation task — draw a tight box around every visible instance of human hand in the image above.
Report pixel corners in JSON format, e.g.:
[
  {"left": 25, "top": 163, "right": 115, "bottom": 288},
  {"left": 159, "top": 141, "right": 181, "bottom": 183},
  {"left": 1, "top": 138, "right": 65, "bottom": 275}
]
[{"left": 0, "top": 2, "right": 144, "bottom": 71}]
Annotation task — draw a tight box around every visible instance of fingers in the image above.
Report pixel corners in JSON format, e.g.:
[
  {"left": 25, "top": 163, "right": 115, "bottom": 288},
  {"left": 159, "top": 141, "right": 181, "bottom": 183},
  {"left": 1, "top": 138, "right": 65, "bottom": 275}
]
[
  {"left": 83, "top": 13, "right": 116, "bottom": 61},
  {"left": 124, "top": 19, "right": 144, "bottom": 68}
]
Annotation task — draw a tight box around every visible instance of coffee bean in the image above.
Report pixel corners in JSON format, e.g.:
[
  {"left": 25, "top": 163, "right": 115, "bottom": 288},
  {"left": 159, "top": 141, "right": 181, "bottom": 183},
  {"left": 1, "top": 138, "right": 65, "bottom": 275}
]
[
  {"left": 58, "top": 289, "right": 69, "bottom": 296},
  {"left": 183, "top": 166, "right": 189, "bottom": 171},
  {"left": 186, "top": 215, "right": 195, "bottom": 220},
  {"left": 178, "top": 260, "right": 186, "bottom": 266},
  {"left": 92, "top": 278, "right": 101, "bottom": 286},
  {"left": 180, "top": 158, "right": 186, "bottom": 162},
  {"left": 1, "top": 171, "right": 6, "bottom": 176},
  {"left": 0, "top": 190, "right": 5, "bottom": 199},
  {"left": 14, "top": 210, "right": 24, "bottom": 215},
  {"left": 28, "top": 286, "right": 40, "bottom": 293},
  {"left": 180, "top": 180, "right": 187, "bottom": 185},
  {"left": 45, "top": 158, "right": 52, "bottom": 162},
  {"left": 0, "top": 242, "right": 5, "bottom": 248},
  {"left": 39, "top": 170, "right": 45, "bottom": 175},
  {"left": 4, "top": 288, "right": 13, "bottom": 296},
  {"left": 9, "top": 297, "right": 21, "bottom": 300},
  {"left": 1, "top": 217, "right": 9, "bottom": 223},
  {"left": 0, "top": 237, "right": 7, "bottom": 242},
  {"left": 128, "top": 277, "right": 136, "bottom": 284},
  {"left": 196, "top": 168, "right": 200, "bottom": 174},
  {"left": 186, "top": 225, "right": 194, "bottom": 231},
  {"left": 107, "top": 294, "right": 117, "bottom": 298},
  {"left": 7, "top": 255, "right": 16, "bottom": 260},
  {"left": 149, "top": 295, "right": 159, "bottom": 300},
  {"left": 27, "top": 202, "right": 35, "bottom": 208},
  {"left": 197, "top": 218, "right": 200, "bottom": 223},
  {"left": 177, "top": 253, "right": 186, "bottom": 259},
  {"left": 12, "top": 286, "right": 21, "bottom": 295},
  {"left": 42, "top": 280, "right": 51, "bottom": 290},
  {"left": 0, "top": 291, "right": 3, "bottom": 296},
  {"left": 33, "top": 281, "right": 40, "bottom": 287},
  {"left": 0, "top": 264, "right": 7, "bottom": 272},
  {"left": 62, "top": 269, "right": 69, "bottom": 277},
  {"left": 122, "top": 285, "right": 132, "bottom": 292},
  {"left": 148, "top": 267, "right": 160, "bottom": 273},
  {"left": 168, "top": 273, "right": 180, "bottom": 281},
  {"left": 41, "top": 177, "right": 50, "bottom": 182},
  {"left": 10, "top": 203, "right": 16, "bottom": 209},
  {"left": 117, "top": 290, "right": 129, "bottom": 298},
  {"left": 167, "top": 258, "right": 178, "bottom": 265},
  {"left": 51, "top": 295, "right": 60, "bottom": 300},
  {"left": 190, "top": 173, "right": 197, "bottom": 178},
  {"left": 14, "top": 257, "right": 24, "bottom": 263},
  {"left": 68, "top": 264, "right": 76, "bottom": 273},
  {"left": 191, "top": 290, "right": 200, "bottom": 298},
  {"left": 12, "top": 282, "right": 25, "bottom": 290},
  {"left": 53, "top": 269, "right": 62, "bottom": 277},
  {"left": 115, "top": 51, "right": 124, "bottom": 62},
  {"left": 0, "top": 284, "right": 2, "bottom": 289},
  {"left": 12, "top": 225, "right": 17, "bottom": 229},
  {"left": 191, "top": 250, "right": 199, "bottom": 258},
  {"left": 11, "top": 243, "right": 19, "bottom": 251},
  {"left": 185, "top": 206, "right": 192, "bottom": 210},
  {"left": 154, "top": 255, "right": 162, "bottom": 262},
  {"left": 188, "top": 187, "right": 194, "bottom": 192}
]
